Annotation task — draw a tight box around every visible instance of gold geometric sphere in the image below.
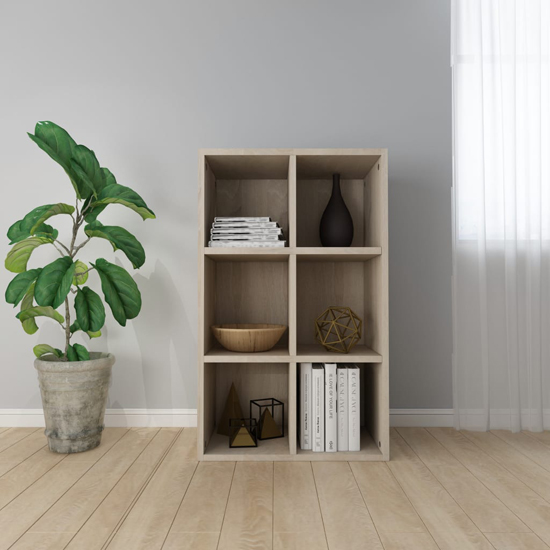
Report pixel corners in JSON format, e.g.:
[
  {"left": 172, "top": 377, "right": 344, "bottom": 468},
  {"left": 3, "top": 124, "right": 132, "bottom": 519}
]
[{"left": 315, "top": 306, "right": 362, "bottom": 354}]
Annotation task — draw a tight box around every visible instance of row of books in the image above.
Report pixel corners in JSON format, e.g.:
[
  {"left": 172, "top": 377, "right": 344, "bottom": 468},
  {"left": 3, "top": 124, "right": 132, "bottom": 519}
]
[
  {"left": 299, "top": 363, "right": 360, "bottom": 452},
  {"left": 208, "top": 217, "right": 286, "bottom": 248}
]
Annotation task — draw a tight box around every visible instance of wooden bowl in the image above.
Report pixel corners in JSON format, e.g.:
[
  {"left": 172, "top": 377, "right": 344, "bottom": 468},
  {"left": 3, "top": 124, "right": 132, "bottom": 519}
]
[{"left": 211, "top": 324, "right": 287, "bottom": 353}]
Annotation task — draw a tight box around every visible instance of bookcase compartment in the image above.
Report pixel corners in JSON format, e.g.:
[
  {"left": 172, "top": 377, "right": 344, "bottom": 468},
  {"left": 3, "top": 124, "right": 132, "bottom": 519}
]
[
  {"left": 296, "top": 259, "right": 384, "bottom": 361},
  {"left": 295, "top": 362, "right": 385, "bottom": 460},
  {"left": 202, "top": 362, "right": 292, "bottom": 460},
  {"left": 202, "top": 154, "right": 292, "bottom": 247},
  {"left": 203, "top": 258, "right": 289, "bottom": 357},
  {"left": 296, "top": 154, "right": 384, "bottom": 248}
]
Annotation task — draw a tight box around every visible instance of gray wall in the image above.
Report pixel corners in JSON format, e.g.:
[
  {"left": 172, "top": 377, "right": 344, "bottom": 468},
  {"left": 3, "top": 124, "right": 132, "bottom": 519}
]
[{"left": 0, "top": 0, "right": 452, "bottom": 411}]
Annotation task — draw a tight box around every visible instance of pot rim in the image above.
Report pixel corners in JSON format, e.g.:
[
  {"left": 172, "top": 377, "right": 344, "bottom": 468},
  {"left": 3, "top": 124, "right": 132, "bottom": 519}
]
[{"left": 34, "top": 352, "right": 115, "bottom": 373}]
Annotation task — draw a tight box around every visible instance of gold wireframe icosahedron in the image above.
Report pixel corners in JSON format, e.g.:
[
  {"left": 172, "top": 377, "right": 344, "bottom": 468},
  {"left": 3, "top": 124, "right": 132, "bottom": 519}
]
[{"left": 314, "top": 306, "right": 362, "bottom": 353}]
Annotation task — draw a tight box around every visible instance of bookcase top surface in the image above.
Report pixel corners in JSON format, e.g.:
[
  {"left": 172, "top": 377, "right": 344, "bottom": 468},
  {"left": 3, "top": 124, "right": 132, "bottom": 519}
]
[{"left": 201, "top": 148, "right": 387, "bottom": 180}]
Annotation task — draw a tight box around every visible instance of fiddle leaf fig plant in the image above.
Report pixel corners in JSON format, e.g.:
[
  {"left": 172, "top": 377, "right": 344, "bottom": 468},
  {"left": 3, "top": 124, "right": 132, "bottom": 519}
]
[{"left": 4, "top": 121, "right": 155, "bottom": 361}]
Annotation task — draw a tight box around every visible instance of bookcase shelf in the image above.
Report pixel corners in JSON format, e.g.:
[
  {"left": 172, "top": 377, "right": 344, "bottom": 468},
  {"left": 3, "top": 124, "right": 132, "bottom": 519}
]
[{"left": 198, "top": 149, "right": 389, "bottom": 461}]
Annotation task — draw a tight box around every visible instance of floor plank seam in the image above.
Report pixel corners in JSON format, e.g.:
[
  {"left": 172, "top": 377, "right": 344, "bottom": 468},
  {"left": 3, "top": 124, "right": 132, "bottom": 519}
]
[
  {"left": 0, "top": 428, "right": 42, "bottom": 456},
  {"left": 158, "top": 456, "right": 199, "bottom": 550},
  {"left": 381, "top": 460, "right": 443, "bottom": 550},
  {"left": 0, "top": 453, "right": 70, "bottom": 513},
  {"left": 215, "top": 461, "right": 237, "bottom": 550},
  {"left": 309, "top": 461, "right": 332, "bottom": 550},
  {"left": 101, "top": 428, "right": 183, "bottom": 550},
  {"left": 391, "top": 429, "right": 497, "bottom": 549},
  {"left": 6, "top": 428, "right": 131, "bottom": 549},
  {"left": 271, "top": 461, "right": 274, "bottom": 550},
  {"left": 491, "top": 430, "right": 550, "bottom": 475},
  {"left": 59, "top": 427, "right": 163, "bottom": 550},
  {"left": 408, "top": 428, "right": 531, "bottom": 536},
  {"left": 523, "top": 431, "right": 550, "bottom": 449},
  {"left": 347, "top": 461, "right": 389, "bottom": 550},
  {"left": 425, "top": 429, "right": 545, "bottom": 548},
  {"left": 0, "top": 443, "right": 49, "bottom": 480},
  {"left": 460, "top": 429, "right": 550, "bottom": 510}
]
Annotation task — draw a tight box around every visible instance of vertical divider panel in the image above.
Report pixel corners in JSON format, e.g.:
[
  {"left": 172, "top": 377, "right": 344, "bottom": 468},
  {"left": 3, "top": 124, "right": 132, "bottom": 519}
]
[
  {"left": 289, "top": 255, "right": 297, "bottom": 356},
  {"left": 288, "top": 362, "right": 297, "bottom": 454},
  {"left": 288, "top": 155, "right": 297, "bottom": 248}
]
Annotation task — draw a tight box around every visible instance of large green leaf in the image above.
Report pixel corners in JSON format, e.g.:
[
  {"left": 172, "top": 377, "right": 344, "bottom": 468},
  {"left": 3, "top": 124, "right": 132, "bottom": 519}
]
[
  {"left": 75, "top": 287, "right": 105, "bottom": 332},
  {"left": 7, "top": 205, "right": 59, "bottom": 244},
  {"left": 27, "top": 121, "right": 92, "bottom": 200},
  {"left": 70, "top": 319, "right": 102, "bottom": 339},
  {"left": 93, "top": 258, "right": 141, "bottom": 326},
  {"left": 66, "top": 345, "right": 78, "bottom": 362},
  {"left": 90, "top": 185, "right": 155, "bottom": 221},
  {"left": 5, "top": 237, "right": 52, "bottom": 273},
  {"left": 83, "top": 168, "right": 117, "bottom": 223},
  {"left": 5, "top": 268, "right": 42, "bottom": 307},
  {"left": 33, "top": 344, "right": 62, "bottom": 358},
  {"left": 73, "top": 343, "right": 90, "bottom": 361},
  {"left": 35, "top": 257, "right": 75, "bottom": 308},
  {"left": 20, "top": 283, "right": 38, "bottom": 334},
  {"left": 29, "top": 203, "right": 74, "bottom": 235},
  {"left": 7, "top": 204, "right": 62, "bottom": 245},
  {"left": 72, "top": 260, "right": 89, "bottom": 285},
  {"left": 70, "top": 144, "right": 105, "bottom": 197},
  {"left": 85, "top": 221, "right": 145, "bottom": 269},
  {"left": 16, "top": 306, "right": 64, "bottom": 325}
]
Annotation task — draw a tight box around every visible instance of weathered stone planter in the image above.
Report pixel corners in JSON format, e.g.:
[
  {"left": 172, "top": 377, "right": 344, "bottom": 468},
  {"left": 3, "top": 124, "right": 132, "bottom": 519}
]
[{"left": 34, "top": 352, "right": 115, "bottom": 454}]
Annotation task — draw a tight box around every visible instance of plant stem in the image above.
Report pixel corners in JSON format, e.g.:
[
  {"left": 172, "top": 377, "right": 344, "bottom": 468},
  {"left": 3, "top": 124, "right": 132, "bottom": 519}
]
[
  {"left": 55, "top": 240, "right": 71, "bottom": 255},
  {"left": 73, "top": 237, "right": 91, "bottom": 256},
  {"left": 64, "top": 296, "right": 71, "bottom": 355}
]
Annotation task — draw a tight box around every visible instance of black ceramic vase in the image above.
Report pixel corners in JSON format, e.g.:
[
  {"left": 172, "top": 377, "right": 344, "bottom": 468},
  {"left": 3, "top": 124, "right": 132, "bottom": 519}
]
[{"left": 319, "top": 173, "right": 354, "bottom": 247}]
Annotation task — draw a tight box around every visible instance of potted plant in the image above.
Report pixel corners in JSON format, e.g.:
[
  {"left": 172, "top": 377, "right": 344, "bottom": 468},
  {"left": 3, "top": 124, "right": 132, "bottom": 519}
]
[{"left": 4, "top": 121, "right": 155, "bottom": 453}]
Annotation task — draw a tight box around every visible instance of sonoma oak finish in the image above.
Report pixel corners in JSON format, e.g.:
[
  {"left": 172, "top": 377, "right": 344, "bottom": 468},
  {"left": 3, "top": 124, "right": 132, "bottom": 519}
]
[
  {"left": 3, "top": 427, "right": 550, "bottom": 549},
  {"left": 198, "top": 149, "right": 390, "bottom": 462}
]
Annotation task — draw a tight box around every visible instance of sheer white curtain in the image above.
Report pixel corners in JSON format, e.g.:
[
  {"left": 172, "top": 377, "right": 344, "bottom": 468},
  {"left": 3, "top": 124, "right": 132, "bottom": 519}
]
[{"left": 452, "top": 0, "right": 550, "bottom": 431}]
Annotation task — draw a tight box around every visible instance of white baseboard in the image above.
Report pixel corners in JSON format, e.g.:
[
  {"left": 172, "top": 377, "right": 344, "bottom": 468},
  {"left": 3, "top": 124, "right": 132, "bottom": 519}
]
[
  {"left": 0, "top": 408, "right": 454, "bottom": 429},
  {"left": 0, "top": 409, "right": 198, "bottom": 428}
]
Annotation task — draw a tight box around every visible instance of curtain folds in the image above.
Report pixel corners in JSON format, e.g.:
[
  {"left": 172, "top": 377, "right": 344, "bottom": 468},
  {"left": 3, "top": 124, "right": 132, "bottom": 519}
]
[{"left": 452, "top": 0, "right": 550, "bottom": 431}]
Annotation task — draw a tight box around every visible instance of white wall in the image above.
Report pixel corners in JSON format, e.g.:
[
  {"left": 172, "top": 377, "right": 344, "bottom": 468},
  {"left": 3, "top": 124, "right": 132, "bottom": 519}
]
[{"left": 0, "top": 0, "right": 452, "bottom": 411}]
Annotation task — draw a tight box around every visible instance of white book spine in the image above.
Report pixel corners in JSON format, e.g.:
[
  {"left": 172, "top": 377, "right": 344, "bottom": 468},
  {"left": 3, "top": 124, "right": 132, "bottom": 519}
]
[
  {"left": 348, "top": 366, "right": 360, "bottom": 451},
  {"left": 337, "top": 366, "right": 349, "bottom": 451},
  {"left": 312, "top": 365, "right": 324, "bottom": 452},
  {"left": 325, "top": 364, "right": 337, "bottom": 452},
  {"left": 300, "top": 363, "right": 312, "bottom": 451}
]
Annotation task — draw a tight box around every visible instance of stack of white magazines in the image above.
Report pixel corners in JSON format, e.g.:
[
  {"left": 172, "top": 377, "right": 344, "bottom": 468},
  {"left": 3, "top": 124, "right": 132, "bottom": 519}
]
[
  {"left": 208, "top": 217, "right": 286, "bottom": 248},
  {"left": 299, "top": 363, "right": 361, "bottom": 452}
]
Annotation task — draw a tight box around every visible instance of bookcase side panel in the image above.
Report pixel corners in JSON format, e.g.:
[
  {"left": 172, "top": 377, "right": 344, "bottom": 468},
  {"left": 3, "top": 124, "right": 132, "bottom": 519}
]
[
  {"left": 364, "top": 151, "right": 389, "bottom": 458},
  {"left": 203, "top": 160, "right": 217, "bottom": 247}
]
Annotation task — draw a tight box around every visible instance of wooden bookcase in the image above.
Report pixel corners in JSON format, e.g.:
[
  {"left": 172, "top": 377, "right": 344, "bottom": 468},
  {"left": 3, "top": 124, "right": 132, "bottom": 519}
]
[{"left": 198, "top": 149, "right": 389, "bottom": 461}]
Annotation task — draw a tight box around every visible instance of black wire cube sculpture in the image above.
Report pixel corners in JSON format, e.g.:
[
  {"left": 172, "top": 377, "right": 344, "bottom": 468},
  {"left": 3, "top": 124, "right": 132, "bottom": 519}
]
[{"left": 250, "top": 398, "right": 285, "bottom": 440}]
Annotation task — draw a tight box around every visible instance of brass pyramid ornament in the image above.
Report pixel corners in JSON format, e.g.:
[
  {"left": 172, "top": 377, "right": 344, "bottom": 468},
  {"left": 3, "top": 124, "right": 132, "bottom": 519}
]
[
  {"left": 217, "top": 383, "right": 243, "bottom": 436},
  {"left": 260, "top": 408, "right": 282, "bottom": 439},
  {"left": 315, "top": 306, "right": 362, "bottom": 353},
  {"left": 229, "top": 418, "right": 258, "bottom": 448},
  {"left": 231, "top": 425, "right": 256, "bottom": 447}
]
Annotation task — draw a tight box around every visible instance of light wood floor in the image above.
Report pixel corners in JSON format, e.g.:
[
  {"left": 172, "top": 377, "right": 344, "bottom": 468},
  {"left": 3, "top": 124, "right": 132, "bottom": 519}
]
[{"left": 2, "top": 427, "right": 550, "bottom": 549}]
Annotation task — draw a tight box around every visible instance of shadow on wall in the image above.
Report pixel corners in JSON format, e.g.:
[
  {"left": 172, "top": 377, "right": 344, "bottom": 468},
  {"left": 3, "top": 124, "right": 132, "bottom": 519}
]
[{"left": 110, "top": 259, "right": 194, "bottom": 417}]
